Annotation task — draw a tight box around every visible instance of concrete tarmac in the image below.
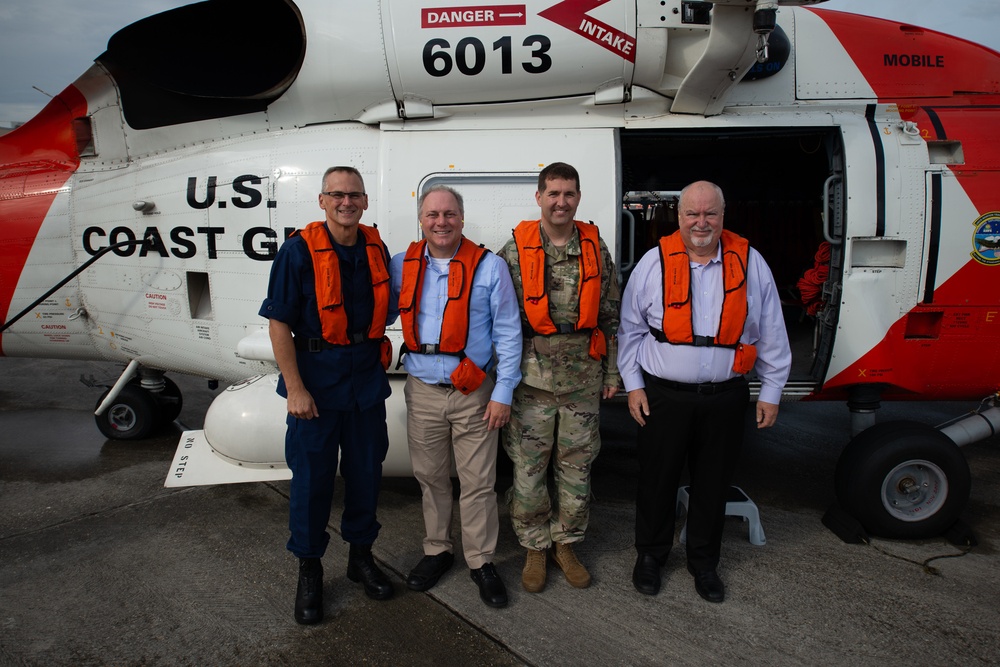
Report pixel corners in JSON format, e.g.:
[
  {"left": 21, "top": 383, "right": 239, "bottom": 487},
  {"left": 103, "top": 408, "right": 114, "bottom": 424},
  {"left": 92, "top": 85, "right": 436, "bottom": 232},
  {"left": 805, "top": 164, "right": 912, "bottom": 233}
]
[{"left": 1, "top": 357, "right": 999, "bottom": 666}]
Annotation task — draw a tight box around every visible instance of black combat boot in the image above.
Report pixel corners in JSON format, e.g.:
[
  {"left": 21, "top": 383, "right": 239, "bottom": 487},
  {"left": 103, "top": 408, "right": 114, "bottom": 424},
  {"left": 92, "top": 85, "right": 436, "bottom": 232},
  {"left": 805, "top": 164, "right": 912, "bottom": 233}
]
[
  {"left": 346, "top": 543, "right": 394, "bottom": 600},
  {"left": 294, "top": 557, "right": 323, "bottom": 625}
]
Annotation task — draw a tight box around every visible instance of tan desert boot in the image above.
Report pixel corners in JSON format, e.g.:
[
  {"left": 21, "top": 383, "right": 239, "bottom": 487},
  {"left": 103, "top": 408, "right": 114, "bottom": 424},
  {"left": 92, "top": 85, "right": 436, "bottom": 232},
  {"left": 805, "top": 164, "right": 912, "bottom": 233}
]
[
  {"left": 553, "top": 542, "right": 591, "bottom": 588},
  {"left": 522, "top": 548, "right": 547, "bottom": 593}
]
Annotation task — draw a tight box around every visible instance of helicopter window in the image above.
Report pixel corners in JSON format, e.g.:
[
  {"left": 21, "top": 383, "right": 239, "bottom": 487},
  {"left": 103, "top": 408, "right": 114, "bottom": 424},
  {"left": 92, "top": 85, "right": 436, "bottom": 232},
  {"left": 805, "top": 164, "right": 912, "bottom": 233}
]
[{"left": 97, "top": 0, "right": 305, "bottom": 130}]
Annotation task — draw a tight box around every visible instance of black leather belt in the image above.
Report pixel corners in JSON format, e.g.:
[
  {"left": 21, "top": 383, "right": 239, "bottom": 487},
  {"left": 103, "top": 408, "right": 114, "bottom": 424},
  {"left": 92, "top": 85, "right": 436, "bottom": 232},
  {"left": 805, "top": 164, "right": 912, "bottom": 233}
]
[
  {"left": 645, "top": 373, "right": 745, "bottom": 395},
  {"left": 412, "top": 377, "right": 454, "bottom": 390},
  {"left": 293, "top": 334, "right": 369, "bottom": 352}
]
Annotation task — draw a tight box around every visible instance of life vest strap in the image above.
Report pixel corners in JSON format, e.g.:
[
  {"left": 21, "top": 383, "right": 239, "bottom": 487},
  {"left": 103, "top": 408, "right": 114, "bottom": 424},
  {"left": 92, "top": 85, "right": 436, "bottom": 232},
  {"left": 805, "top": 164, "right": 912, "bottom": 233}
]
[
  {"left": 523, "top": 322, "right": 585, "bottom": 337},
  {"left": 648, "top": 327, "right": 725, "bottom": 349},
  {"left": 400, "top": 342, "right": 466, "bottom": 358}
]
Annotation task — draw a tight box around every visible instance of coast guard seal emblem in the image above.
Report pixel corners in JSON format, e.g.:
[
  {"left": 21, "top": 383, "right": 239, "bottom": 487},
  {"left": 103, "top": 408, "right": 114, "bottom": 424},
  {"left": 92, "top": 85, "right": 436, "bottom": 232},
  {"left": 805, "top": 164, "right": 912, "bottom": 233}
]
[{"left": 971, "top": 212, "right": 1000, "bottom": 266}]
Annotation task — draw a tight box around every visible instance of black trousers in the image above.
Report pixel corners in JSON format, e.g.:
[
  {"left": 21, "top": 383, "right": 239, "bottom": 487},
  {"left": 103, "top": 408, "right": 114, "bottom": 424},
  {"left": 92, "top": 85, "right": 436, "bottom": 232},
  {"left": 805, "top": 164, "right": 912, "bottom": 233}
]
[{"left": 634, "top": 372, "right": 750, "bottom": 572}]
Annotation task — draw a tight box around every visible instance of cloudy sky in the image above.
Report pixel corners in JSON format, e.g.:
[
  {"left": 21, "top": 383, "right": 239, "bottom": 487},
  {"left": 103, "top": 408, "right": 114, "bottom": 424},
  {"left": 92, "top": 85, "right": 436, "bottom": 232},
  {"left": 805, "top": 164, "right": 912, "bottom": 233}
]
[{"left": 1, "top": 0, "right": 999, "bottom": 125}]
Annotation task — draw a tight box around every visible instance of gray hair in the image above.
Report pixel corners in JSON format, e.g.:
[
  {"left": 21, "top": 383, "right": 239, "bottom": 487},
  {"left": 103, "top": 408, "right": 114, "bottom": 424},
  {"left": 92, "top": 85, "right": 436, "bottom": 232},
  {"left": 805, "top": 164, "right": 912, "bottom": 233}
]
[
  {"left": 321, "top": 166, "right": 365, "bottom": 192},
  {"left": 418, "top": 185, "right": 465, "bottom": 216}
]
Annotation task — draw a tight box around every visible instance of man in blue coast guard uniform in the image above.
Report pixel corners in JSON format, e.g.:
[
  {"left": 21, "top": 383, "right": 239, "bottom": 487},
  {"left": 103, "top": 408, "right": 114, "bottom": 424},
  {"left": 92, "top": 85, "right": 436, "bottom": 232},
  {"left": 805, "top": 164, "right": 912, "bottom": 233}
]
[{"left": 259, "top": 166, "right": 398, "bottom": 624}]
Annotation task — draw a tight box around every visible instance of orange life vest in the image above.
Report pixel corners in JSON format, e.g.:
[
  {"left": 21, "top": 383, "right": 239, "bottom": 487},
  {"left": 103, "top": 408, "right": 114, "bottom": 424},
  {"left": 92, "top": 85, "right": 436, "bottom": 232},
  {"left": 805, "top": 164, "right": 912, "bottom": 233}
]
[
  {"left": 655, "top": 229, "right": 757, "bottom": 374},
  {"left": 398, "top": 237, "right": 491, "bottom": 394},
  {"left": 293, "top": 221, "right": 391, "bottom": 358},
  {"left": 511, "top": 219, "right": 607, "bottom": 361}
]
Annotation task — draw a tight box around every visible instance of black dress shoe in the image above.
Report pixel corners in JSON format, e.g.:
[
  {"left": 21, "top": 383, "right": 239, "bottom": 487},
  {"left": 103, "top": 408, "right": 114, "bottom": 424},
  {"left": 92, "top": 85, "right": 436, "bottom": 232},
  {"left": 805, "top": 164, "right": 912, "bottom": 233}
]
[
  {"left": 632, "top": 553, "right": 661, "bottom": 596},
  {"left": 689, "top": 566, "right": 725, "bottom": 603},
  {"left": 346, "top": 544, "right": 394, "bottom": 601},
  {"left": 407, "top": 552, "right": 455, "bottom": 591},
  {"left": 295, "top": 558, "right": 323, "bottom": 625},
  {"left": 470, "top": 562, "right": 508, "bottom": 608}
]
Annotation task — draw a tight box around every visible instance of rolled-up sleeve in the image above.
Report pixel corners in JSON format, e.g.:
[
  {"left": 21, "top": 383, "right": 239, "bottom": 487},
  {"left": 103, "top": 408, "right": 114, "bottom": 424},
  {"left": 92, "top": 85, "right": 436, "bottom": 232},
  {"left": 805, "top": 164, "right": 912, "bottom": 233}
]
[{"left": 259, "top": 237, "right": 306, "bottom": 325}]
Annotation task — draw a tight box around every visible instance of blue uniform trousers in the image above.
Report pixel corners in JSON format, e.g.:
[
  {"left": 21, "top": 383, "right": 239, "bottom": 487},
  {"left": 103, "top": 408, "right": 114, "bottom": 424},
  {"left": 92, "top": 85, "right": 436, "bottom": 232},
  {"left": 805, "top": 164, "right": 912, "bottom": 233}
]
[{"left": 285, "top": 402, "right": 390, "bottom": 558}]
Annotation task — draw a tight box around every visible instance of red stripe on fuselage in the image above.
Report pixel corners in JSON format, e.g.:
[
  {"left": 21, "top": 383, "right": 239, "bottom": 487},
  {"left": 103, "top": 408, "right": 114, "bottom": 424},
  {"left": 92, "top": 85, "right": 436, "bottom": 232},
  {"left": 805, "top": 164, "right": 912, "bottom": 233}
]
[
  {"left": 807, "top": 10, "right": 1000, "bottom": 400},
  {"left": 0, "top": 86, "right": 85, "bottom": 354},
  {"left": 806, "top": 8, "right": 1000, "bottom": 100}
]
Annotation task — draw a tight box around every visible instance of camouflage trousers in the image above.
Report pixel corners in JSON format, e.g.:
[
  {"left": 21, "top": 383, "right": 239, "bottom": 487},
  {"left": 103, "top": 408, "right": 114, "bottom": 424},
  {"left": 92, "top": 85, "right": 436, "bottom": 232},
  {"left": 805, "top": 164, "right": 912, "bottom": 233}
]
[{"left": 504, "top": 383, "right": 601, "bottom": 549}]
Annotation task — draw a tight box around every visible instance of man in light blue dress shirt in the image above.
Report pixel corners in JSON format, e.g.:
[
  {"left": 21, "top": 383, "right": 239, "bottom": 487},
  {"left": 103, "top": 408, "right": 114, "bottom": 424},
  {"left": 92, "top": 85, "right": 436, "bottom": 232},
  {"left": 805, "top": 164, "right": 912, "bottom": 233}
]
[{"left": 390, "top": 185, "right": 522, "bottom": 608}]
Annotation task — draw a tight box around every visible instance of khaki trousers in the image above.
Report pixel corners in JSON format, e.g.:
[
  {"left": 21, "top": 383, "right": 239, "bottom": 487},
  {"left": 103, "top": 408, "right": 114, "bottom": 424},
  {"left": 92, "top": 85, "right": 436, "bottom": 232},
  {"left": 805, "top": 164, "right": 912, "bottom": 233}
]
[{"left": 404, "top": 375, "right": 500, "bottom": 569}]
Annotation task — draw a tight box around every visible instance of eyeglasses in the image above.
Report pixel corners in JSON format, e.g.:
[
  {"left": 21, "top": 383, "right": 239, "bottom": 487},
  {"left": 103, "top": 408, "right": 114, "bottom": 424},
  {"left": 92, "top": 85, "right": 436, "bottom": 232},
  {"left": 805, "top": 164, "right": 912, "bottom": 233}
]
[{"left": 321, "top": 191, "right": 366, "bottom": 201}]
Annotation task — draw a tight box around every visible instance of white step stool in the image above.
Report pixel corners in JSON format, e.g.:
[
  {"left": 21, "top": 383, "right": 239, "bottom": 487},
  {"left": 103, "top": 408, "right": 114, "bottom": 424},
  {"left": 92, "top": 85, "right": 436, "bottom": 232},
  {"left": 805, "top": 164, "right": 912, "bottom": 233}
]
[{"left": 676, "top": 485, "right": 766, "bottom": 546}]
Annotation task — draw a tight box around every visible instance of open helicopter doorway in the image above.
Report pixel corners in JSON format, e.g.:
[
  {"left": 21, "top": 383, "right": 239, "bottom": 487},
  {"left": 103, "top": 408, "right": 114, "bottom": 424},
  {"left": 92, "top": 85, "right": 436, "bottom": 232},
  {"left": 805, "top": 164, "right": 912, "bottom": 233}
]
[{"left": 618, "top": 127, "right": 845, "bottom": 395}]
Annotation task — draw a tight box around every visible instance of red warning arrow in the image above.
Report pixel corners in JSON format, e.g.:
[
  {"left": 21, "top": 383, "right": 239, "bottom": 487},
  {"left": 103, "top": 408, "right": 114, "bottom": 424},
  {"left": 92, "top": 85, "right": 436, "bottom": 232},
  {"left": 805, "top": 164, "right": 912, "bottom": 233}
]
[{"left": 539, "top": 0, "right": 635, "bottom": 63}]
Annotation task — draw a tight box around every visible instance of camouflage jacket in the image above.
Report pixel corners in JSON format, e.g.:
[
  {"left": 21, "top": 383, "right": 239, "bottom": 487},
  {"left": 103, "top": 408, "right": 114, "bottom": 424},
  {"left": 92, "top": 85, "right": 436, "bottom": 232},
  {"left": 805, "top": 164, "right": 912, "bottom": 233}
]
[{"left": 498, "top": 221, "right": 620, "bottom": 396}]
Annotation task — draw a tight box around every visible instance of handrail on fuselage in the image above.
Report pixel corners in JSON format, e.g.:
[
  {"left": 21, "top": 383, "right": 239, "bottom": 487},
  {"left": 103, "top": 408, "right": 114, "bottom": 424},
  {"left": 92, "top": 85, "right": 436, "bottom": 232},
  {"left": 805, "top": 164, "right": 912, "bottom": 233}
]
[{"left": 0, "top": 238, "right": 148, "bottom": 333}]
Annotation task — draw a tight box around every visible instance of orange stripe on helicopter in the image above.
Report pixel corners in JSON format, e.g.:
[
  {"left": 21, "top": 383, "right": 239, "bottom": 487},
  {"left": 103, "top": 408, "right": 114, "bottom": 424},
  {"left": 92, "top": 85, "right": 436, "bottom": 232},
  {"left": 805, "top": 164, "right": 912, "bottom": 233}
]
[{"left": 0, "top": 85, "right": 86, "bottom": 353}]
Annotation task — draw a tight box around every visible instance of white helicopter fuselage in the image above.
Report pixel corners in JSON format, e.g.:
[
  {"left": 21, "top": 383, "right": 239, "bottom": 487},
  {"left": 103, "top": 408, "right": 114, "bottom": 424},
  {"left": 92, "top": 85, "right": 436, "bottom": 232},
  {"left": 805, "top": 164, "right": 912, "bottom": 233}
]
[{"left": 3, "top": 0, "right": 999, "bottom": 537}]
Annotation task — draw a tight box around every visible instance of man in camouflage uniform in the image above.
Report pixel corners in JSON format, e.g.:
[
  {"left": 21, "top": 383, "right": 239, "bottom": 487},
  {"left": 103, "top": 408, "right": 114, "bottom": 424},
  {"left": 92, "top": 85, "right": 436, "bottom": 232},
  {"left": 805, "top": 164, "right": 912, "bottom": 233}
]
[{"left": 498, "top": 162, "right": 620, "bottom": 593}]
